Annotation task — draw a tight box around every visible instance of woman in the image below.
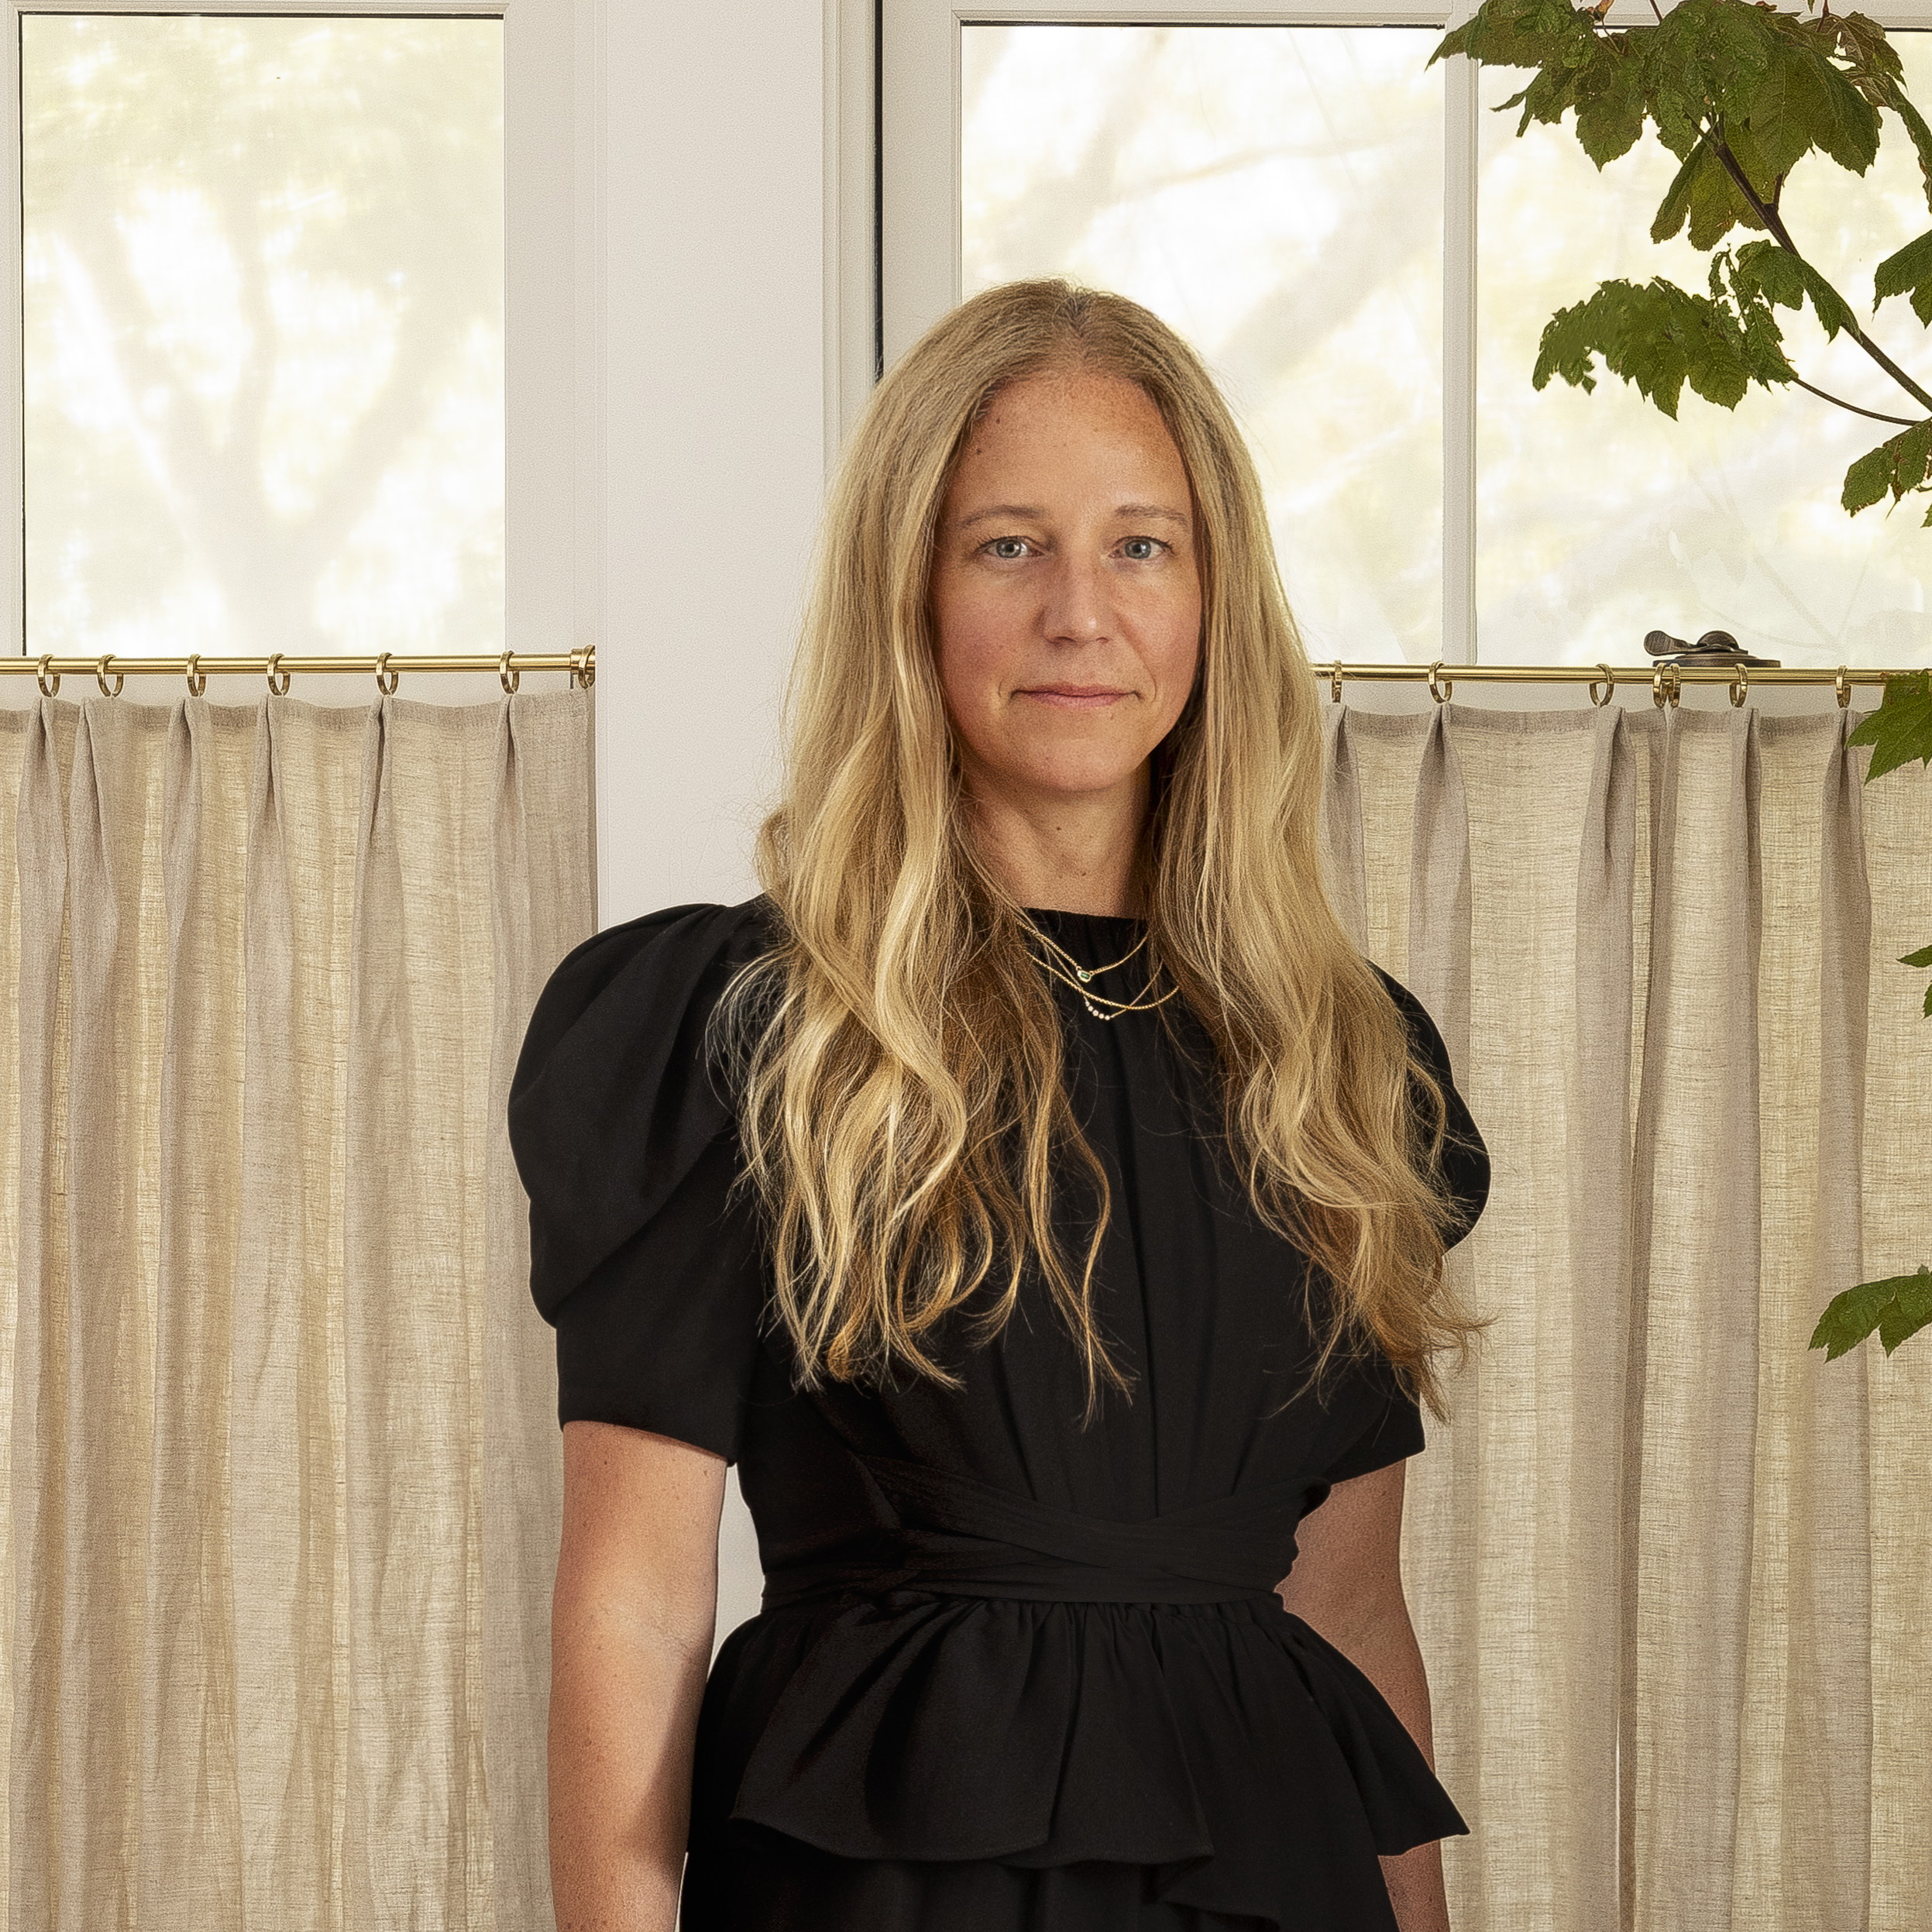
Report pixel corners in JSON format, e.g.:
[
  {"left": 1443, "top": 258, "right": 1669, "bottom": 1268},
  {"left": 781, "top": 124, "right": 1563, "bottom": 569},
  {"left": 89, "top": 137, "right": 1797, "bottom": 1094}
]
[{"left": 510, "top": 279, "right": 1490, "bottom": 1932}]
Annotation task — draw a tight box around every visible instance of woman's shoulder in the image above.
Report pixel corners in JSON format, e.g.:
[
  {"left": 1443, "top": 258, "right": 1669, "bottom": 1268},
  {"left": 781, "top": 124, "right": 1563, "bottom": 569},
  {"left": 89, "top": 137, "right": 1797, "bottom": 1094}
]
[
  {"left": 507, "top": 896, "right": 782, "bottom": 1303},
  {"left": 514, "top": 894, "right": 777, "bottom": 1084},
  {"left": 527, "top": 896, "right": 777, "bottom": 1030}
]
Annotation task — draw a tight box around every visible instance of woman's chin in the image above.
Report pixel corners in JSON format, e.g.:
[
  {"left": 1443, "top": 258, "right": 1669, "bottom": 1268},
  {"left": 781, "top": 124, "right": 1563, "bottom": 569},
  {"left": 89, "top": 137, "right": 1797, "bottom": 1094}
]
[{"left": 981, "top": 751, "right": 1152, "bottom": 809}]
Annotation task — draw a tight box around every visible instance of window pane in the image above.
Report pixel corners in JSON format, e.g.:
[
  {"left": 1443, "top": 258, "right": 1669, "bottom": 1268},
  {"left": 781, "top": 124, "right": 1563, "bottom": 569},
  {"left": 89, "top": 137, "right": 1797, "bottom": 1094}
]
[
  {"left": 23, "top": 15, "right": 504, "bottom": 657},
  {"left": 963, "top": 26, "right": 1445, "bottom": 665},
  {"left": 1476, "top": 35, "right": 1932, "bottom": 667}
]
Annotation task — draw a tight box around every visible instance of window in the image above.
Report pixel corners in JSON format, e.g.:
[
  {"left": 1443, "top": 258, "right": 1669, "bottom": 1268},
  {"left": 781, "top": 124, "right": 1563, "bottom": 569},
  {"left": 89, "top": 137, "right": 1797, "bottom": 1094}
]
[
  {"left": 887, "top": 1, "right": 1932, "bottom": 668},
  {"left": 3, "top": 0, "right": 589, "bottom": 669}
]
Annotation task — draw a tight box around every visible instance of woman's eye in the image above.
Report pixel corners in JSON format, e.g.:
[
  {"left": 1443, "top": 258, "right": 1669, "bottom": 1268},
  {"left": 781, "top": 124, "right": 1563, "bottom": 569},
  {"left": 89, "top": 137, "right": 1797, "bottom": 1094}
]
[
  {"left": 1121, "top": 537, "right": 1165, "bottom": 561},
  {"left": 986, "top": 537, "right": 1031, "bottom": 561}
]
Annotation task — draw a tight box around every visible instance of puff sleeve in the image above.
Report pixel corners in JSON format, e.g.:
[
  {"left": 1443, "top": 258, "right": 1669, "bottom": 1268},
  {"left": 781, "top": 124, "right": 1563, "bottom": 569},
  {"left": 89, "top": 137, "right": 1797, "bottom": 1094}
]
[
  {"left": 1319, "top": 965, "right": 1492, "bottom": 1487},
  {"left": 507, "top": 898, "right": 777, "bottom": 1461}
]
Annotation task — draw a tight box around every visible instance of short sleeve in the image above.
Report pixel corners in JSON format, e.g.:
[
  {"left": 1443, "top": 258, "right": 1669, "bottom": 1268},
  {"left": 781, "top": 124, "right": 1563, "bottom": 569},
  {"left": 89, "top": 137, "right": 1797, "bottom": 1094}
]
[
  {"left": 1313, "top": 967, "right": 1492, "bottom": 1489},
  {"left": 1371, "top": 964, "right": 1491, "bottom": 1253},
  {"left": 507, "top": 897, "right": 777, "bottom": 1461},
  {"left": 1320, "top": 1349, "right": 1426, "bottom": 1487}
]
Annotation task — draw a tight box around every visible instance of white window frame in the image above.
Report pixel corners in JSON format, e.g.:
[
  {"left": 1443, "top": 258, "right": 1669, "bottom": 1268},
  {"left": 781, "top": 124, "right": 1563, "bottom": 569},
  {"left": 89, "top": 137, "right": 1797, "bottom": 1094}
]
[
  {"left": 879, "top": 0, "right": 1932, "bottom": 664},
  {"left": 0, "top": 0, "right": 589, "bottom": 668}
]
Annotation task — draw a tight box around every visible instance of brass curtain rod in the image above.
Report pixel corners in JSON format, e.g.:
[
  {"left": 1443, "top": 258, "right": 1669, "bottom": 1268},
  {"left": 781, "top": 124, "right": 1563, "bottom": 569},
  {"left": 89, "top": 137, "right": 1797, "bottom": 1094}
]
[
  {"left": 0, "top": 650, "right": 1918, "bottom": 705},
  {"left": 5, "top": 648, "right": 595, "bottom": 698},
  {"left": 1320, "top": 659, "right": 1904, "bottom": 708}
]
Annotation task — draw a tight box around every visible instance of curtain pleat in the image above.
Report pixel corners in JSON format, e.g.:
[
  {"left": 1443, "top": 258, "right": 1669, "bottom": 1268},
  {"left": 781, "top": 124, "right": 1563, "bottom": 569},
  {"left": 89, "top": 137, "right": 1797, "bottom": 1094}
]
[
  {"left": 483, "top": 696, "right": 592, "bottom": 1932},
  {"left": 142, "top": 700, "right": 253, "bottom": 1926},
  {"left": 1856, "top": 743, "right": 1932, "bottom": 1929},
  {"left": 1334, "top": 696, "right": 1932, "bottom": 1932},
  {"left": 0, "top": 690, "right": 591, "bottom": 1931}
]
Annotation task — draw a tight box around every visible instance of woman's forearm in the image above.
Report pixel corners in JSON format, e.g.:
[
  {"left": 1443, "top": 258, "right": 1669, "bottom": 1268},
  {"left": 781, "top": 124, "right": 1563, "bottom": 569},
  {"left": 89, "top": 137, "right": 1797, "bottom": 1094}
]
[
  {"left": 548, "top": 1590, "right": 713, "bottom": 1932},
  {"left": 1347, "top": 1607, "right": 1452, "bottom": 1932}
]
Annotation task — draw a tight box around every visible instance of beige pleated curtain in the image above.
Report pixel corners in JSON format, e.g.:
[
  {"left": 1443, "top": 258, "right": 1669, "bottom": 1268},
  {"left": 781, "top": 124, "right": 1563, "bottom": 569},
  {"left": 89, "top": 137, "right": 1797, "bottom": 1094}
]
[
  {"left": 0, "top": 687, "right": 1926, "bottom": 1930},
  {"left": 1328, "top": 702, "right": 1932, "bottom": 1932},
  {"left": 0, "top": 690, "right": 593, "bottom": 1932}
]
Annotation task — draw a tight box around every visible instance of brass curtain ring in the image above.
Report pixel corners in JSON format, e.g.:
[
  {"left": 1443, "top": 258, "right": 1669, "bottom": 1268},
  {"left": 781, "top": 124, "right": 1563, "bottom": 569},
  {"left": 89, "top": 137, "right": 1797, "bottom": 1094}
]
[
  {"left": 1835, "top": 664, "right": 1851, "bottom": 708},
  {"left": 1588, "top": 662, "right": 1615, "bottom": 707},
  {"left": 185, "top": 653, "right": 205, "bottom": 698},
  {"left": 1652, "top": 665, "right": 1682, "bottom": 710},
  {"left": 1729, "top": 664, "right": 1749, "bottom": 708},
  {"left": 569, "top": 644, "right": 595, "bottom": 690},
  {"left": 36, "top": 655, "right": 60, "bottom": 697},
  {"left": 96, "top": 654, "right": 124, "bottom": 698},
  {"left": 1330, "top": 661, "right": 1343, "bottom": 705},
  {"left": 266, "top": 653, "right": 291, "bottom": 696},
  {"left": 1427, "top": 659, "right": 1453, "bottom": 704},
  {"left": 499, "top": 649, "right": 520, "bottom": 696},
  {"left": 375, "top": 651, "right": 400, "bottom": 696}
]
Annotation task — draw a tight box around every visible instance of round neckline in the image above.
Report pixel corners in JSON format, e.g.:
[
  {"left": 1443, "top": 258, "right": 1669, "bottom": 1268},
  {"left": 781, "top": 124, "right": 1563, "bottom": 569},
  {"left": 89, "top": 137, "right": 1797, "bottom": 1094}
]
[{"left": 1019, "top": 905, "right": 1146, "bottom": 927}]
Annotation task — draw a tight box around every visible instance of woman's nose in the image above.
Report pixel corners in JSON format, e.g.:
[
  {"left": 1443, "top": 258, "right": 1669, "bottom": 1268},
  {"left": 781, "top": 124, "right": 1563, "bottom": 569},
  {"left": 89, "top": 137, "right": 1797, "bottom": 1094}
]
[{"left": 1040, "top": 554, "right": 1110, "bottom": 645}]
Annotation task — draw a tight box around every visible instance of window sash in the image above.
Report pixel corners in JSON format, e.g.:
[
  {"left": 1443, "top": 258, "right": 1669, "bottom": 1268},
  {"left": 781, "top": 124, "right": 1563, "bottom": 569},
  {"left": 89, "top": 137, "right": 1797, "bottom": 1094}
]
[
  {"left": 884, "top": 0, "right": 1932, "bottom": 665},
  {"left": 1, "top": 0, "right": 581, "bottom": 663}
]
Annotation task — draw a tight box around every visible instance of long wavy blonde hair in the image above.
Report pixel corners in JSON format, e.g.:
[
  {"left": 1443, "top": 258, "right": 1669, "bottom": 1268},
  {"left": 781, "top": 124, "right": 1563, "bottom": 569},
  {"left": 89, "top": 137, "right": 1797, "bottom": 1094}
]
[{"left": 720, "top": 278, "right": 1483, "bottom": 1424}]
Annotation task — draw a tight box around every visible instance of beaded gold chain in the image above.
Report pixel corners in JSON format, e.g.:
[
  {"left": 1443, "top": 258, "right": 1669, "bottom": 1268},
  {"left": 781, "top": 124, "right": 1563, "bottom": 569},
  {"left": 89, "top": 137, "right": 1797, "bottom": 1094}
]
[{"left": 1016, "top": 913, "right": 1181, "bottom": 1022}]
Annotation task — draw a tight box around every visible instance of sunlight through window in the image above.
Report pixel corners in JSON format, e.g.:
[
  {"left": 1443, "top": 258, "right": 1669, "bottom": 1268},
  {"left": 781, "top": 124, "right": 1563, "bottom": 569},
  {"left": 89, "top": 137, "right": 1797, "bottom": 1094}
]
[{"left": 23, "top": 15, "right": 504, "bottom": 658}]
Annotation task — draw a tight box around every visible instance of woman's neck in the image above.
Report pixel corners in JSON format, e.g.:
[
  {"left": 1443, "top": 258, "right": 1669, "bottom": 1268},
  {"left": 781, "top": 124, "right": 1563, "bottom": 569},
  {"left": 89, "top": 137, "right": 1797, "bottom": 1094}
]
[{"left": 961, "top": 764, "right": 1150, "bottom": 916}]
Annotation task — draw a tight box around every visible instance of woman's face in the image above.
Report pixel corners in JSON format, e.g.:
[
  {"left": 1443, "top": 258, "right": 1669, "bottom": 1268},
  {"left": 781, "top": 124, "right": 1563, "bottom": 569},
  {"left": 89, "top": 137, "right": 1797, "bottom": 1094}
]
[{"left": 930, "top": 366, "right": 1202, "bottom": 816}]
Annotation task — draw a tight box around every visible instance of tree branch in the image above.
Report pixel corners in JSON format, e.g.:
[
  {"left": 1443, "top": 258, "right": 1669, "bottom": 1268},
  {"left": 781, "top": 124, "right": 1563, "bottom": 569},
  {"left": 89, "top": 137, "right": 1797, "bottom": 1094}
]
[
  {"left": 1707, "top": 122, "right": 1932, "bottom": 414},
  {"left": 1788, "top": 375, "right": 1920, "bottom": 425}
]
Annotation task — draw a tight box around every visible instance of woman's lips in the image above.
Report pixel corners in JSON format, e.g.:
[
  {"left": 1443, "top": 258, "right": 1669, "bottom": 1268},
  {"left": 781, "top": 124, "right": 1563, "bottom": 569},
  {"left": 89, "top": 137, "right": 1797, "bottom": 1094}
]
[{"left": 1016, "top": 685, "right": 1131, "bottom": 710}]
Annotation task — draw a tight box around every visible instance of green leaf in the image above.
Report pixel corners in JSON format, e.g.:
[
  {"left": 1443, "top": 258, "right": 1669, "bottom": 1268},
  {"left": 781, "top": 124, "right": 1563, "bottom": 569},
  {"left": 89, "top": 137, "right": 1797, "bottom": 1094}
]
[
  {"left": 1845, "top": 669, "right": 1932, "bottom": 779},
  {"left": 1646, "top": 0, "right": 1775, "bottom": 132},
  {"left": 1810, "top": 1276, "right": 1902, "bottom": 1359},
  {"left": 1807, "top": 8, "right": 1904, "bottom": 101},
  {"left": 1796, "top": 45, "right": 1883, "bottom": 175},
  {"left": 1573, "top": 40, "right": 1649, "bottom": 167},
  {"left": 1899, "top": 938, "right": 1932, "bottom": 967},
  {"left": 1533, "top": 277, "right": 1787, "bottom": 418},
  {"left": 1811, "top": 1268, "right": 1932, "bottom": 1359},
  {"left": 1744, "top": 43, "right": 1837, "bottom": 180},
  {"left": 1731, "top": 239, "right": 1857, "bottom": 339},
  {"left": 1886, "top": 90, "right": 1932, "bottom": 213},
  {"left": 1651, "top": 140, "right": 1706, "bottom": 244},
  {"left": 1873, "top": 229, "right": 1932, "bottom": 326},
  {"left": 1650, "top": 138, "right": 1765, "bottom": 249},
  {"left": 1431, "top": 0, "right": 1597, "bottom": 74},
  {"left": 1841, "top": 423, "right": 1932, "bottom": 519},
  {"left": 1878, "top": 1269, "right": 1932, "bottom": 1354}
]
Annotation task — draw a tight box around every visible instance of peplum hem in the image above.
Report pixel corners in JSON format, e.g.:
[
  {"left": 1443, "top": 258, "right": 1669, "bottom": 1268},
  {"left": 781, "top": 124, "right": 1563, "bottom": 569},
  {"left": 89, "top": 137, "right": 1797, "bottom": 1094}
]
[{"left": 692, "top": 1593, "right": 1465, "bottom": 1930}]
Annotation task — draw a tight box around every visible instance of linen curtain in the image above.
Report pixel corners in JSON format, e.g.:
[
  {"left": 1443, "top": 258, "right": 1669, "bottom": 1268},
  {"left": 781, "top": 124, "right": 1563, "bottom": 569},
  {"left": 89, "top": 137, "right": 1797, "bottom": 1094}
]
[
  {"left": 1325, "top": 701, "right": 1932, "bottom": 1932},
  {"left": 0, "top": 690, "right": 591, "bottom": 1932}
]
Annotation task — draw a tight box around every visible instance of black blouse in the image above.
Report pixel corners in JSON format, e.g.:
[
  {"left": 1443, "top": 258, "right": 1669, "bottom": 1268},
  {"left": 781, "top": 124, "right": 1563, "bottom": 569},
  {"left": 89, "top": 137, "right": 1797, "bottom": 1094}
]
[{"left": 509, "top": 898, "right": 1491, "bottom": 1932}]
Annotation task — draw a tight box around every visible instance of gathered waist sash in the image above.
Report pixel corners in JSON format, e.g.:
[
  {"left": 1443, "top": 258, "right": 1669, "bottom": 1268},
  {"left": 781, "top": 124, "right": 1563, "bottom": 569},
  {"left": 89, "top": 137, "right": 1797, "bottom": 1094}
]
[{"left": 761, "top": 1454, "right": 1321, "bottom": 1611}]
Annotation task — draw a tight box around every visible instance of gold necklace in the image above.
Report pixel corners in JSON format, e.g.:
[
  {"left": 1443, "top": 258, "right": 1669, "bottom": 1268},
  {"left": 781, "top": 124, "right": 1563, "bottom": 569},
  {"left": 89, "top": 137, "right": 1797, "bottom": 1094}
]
[
  {"left": 1015, "top": 912, "right": 1150, "bottom": 987},
  {"left": 1035, "top": 954, "right": 1181, "bottom": 1021},
  {"left": 1022, "top": 934, "right": 1181, "bottom": 1021}
]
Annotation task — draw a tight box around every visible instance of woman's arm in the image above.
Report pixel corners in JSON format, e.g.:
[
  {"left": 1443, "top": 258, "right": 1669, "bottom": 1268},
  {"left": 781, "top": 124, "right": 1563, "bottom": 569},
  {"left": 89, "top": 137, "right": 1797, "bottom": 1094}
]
[
  {"left": 550, "top": 1418, "right": 727, "bottom": 1932},
  {"left": 1275, "top": 1459, "right": 1451, "bottom": 1932}
]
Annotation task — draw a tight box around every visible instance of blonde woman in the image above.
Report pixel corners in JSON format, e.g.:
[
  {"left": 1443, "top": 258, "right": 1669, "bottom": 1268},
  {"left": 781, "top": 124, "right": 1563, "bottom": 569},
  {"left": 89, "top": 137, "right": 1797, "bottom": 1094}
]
[{"left": 511, "top": 280, "right": 1490, "bottom": 1932}]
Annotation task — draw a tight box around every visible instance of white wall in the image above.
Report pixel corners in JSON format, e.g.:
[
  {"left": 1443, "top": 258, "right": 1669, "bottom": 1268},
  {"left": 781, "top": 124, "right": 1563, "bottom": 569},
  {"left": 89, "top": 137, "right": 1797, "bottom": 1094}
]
[
  {"left": 596, "top": 3, "right": 828, "bottom": 925},
  {"left": 595, "top": 0, "right": 834, "bottom": 1641}
]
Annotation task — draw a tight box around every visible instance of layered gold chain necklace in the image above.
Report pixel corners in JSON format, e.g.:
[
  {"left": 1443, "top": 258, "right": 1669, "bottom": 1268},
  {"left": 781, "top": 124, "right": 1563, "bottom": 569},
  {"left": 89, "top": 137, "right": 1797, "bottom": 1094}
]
[{"left": 1017, "top": 913, "right": 1181, "bottom": 1023}]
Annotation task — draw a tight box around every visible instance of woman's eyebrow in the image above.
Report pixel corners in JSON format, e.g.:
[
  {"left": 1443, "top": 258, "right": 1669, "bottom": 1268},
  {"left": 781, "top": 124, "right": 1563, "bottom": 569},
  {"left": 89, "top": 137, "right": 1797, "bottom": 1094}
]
[
  {"left": 955, "top": 501, "right": 1191, "bottom": 530},
  {"left": 956, "top": 503, "right": 1043, "bottom": 530}
]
